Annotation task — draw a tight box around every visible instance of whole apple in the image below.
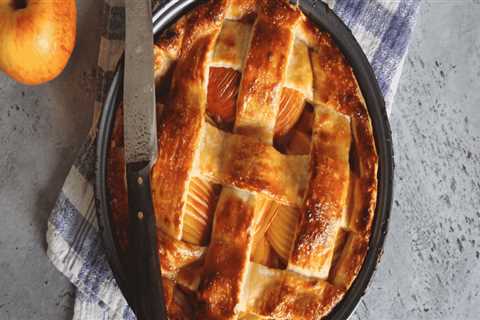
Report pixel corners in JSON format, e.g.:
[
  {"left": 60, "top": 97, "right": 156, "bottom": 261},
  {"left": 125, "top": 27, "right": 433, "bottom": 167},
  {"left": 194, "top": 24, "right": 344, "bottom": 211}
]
[{"left": 0, "top": 0, "right": 77, "bottom": 85}]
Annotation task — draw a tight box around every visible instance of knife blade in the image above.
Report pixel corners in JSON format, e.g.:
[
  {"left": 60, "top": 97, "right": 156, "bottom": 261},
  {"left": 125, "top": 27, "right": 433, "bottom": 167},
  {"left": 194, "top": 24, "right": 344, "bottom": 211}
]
[
  {"left": 124, "top": 0, "right": 157, "bottom": 164},
  {"left": 123, "top": 0, "right": 167, "bottom": 319}
]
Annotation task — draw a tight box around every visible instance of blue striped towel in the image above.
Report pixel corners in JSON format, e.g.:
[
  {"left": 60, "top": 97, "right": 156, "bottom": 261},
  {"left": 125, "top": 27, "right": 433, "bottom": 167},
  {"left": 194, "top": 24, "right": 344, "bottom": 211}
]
[{"left": 47, "top": 0, "right": 421, "bottom": 318}]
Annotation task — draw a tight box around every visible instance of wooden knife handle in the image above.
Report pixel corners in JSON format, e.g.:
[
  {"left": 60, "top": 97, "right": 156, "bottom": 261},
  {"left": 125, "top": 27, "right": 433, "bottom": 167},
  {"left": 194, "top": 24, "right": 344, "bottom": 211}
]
[{"left": 126, "top": 161, "right": 167, "bottom": 320}]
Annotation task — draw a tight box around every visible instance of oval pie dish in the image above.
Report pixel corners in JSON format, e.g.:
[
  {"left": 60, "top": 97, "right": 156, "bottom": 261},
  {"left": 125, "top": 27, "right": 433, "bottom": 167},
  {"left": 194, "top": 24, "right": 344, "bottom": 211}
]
[{"left": 96, "top": 0, "right": 394, "bottom": 319}]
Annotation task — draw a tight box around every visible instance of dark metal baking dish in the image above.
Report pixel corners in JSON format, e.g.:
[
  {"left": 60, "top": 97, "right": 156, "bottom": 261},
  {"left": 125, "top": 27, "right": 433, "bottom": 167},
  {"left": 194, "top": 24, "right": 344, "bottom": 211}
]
[{"left": 95, "top": 1, "right": 394, "bottom": 318}]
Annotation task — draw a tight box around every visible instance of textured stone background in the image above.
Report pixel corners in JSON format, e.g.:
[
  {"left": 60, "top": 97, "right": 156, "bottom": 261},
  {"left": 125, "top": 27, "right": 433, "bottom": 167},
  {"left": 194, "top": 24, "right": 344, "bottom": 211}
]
[
  {"left": 0, "top": 1, "right": 479, "bottom": 319},
  {"left": 352, "top": 1, "right": 480, "bottom": 319},
  {"left": 0, "top": 1, "right": 101, "bottom": 319}
]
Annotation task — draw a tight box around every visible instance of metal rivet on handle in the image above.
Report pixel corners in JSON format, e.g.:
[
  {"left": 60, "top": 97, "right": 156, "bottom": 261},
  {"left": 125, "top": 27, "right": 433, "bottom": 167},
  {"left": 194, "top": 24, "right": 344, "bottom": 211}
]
[{"left": 138, "top": 211, "right": 144, "bottom": 220}]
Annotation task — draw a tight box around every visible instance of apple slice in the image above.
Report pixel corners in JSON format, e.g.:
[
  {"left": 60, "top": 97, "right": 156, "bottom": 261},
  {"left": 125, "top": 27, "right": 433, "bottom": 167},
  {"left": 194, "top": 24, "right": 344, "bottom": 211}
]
[
  {"left": 267, "top": 205, "right": 299, "bottom": 261},
  {"left": 207, "top": 69, "right": 307, "bottom": 136},
  {"left": 182, "top": 177, "right": 219, "bottom": 245},
  {"left": 251, "top": 237, "right": 273, "bottom": 265},
  {"left": 274, "top": 87, "right": 305, "bottom": 137},
  {"left": 207, "top": 67, "right": 241, "bottom": 126},
  {"left": 250, "top": 237, "right": 283, "bottom": 269}
]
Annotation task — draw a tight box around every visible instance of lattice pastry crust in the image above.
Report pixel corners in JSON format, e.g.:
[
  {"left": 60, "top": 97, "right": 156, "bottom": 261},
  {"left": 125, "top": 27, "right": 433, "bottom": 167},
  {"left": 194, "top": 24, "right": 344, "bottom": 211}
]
[{"left": 108, "top": 0, "right": 378, "bottom": 319}]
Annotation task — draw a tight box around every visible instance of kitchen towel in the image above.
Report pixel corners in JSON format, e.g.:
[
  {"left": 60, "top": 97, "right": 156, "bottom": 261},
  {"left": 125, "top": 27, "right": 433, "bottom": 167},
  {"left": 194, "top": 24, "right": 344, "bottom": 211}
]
[{"left": 47, "top": 0, "right": 422, "bottom": 319}]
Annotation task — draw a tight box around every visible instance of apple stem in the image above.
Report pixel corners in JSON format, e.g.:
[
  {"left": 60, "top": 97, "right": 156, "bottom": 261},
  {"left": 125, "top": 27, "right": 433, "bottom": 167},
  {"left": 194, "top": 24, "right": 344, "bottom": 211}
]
[{"left": 10, "top": 0, "right": 27, "bottom": 10}]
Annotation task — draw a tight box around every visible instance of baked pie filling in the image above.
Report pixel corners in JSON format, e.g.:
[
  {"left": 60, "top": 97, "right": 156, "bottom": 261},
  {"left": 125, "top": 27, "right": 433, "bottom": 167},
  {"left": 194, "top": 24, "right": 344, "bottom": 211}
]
[{"left": 108, "top": 0, "right": 378, "bottom": 318}]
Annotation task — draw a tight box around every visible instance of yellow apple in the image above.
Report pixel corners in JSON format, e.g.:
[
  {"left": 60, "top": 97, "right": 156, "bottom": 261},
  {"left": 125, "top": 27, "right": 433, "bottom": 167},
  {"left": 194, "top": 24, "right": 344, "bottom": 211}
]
[{"left": 0, "top": 0, "right": 77, "bottom": 85}]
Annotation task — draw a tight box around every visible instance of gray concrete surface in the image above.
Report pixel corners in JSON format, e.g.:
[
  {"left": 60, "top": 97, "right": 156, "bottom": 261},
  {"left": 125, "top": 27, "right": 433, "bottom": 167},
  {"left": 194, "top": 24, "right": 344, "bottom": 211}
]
[
  {"left": 0, "top": 1, "right": 479, "bottom": 319},
  {"left": 0, "top": 1, "right": 102, "bottom": 319},
  {"left": 351, "top": 1, "right": 480, "bottom": 319}
]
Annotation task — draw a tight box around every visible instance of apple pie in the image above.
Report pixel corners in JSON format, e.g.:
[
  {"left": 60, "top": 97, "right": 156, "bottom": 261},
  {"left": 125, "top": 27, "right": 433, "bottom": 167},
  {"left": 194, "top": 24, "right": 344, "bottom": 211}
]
[{"left": 108, "top": 0, "right": 378, "bottom": 318}]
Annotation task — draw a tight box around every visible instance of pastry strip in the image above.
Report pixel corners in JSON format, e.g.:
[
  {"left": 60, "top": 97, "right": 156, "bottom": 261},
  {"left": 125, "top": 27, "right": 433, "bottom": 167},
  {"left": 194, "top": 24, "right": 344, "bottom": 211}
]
[
  {"left": 235, "top": 0, "right": 301, "bottom": 143},
  {"left": 212, "top": 20, "right": 252, "bottom": 70},
  {"left": 195, "top": 123, "right": 309, "bottom": 207},
  {"left": 329, "top": 233, "right": 369, "bottom": 290},
  {"left": 153, "top": 16, "right": 186, "bottom": 85},
  {"left": 289, "top": 107, "right": 351, "bottom": 279},
  {"left": 226, "top": 0, "right": 256, "bottom": 20},
  {"left": 151, "top": 1, "right": 228, "bottom": 239},
  {"left": 198, "top": 188, "right": 257, "bottom": 319},
  {"left": 158, "top": 231, "right": 205, "bottom": 282},
  {"left": 240, "top": 262, "right": 344, "bottom": 319},
  {"left": 284, "top": 39, "right": 313, "bottom": 101},
  {"left": 199, "top": 2, "right": 301, "bottom": 318},
  {"left": 308, "top": 27, "right": 378, "bottom": 234}
]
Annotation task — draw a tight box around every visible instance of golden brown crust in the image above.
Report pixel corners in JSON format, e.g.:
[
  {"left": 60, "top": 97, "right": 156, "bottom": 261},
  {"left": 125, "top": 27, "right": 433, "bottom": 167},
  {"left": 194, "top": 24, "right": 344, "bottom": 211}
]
[
  {"left": 239, "top": 313, "right": 263, "bottom": 320},
  {"left": 198, "top": 6, "right": 305, "bottom": 318},
  {"left": 330, "top": 233, "right": 369, "bottom": 290},
  {"left": 212, "top": 20, "right": 252, "bottom": 70},
  {"left": 154, "top": 16, "right": 186, "bottom": 85},
  {"left": 198, "top": 189, "right": 258, "bottom": 319},
  {"left": 243, "top": 263, "right": 345, "bottom": 319},
  {"left": 348, "top": 110, "right": 378, "bottom": 234},
  {"left": 107, "top": 1, "right": 380, "bottom": 319},
  {"left": 162, "top": 278, "right": 195, "bottom": 319},
  {"left": 284, "top": 39, "right": 313, "bottom": 100},
  {"left": 226, "top": 0, "right": 257, "bottom": 20},
  {"left": 308, "top": 25, "right": 378, "bottom": 236},
  {"left": 235, "top": 0, "right": 300, "bottom": 143},
  {"left": 156, "top": 16, "right": 187, "bottom": 58},
  {"left": 289, "top": 107, "right": 352, "bottom": 279},
  {"left": 157, "top": 231, "right": 205, "bottom": 279},
  {"left": 301, "top": 17, "right": 378, "bottom": 287},
  {"left": 151, "top": 0, "right": 228, "bottom": 240},
  {"left": 196, "top": 123, "right": 309, "bottom": 207},
  {"left": 257, "top": 0, "right": 300, "bottom": 27}
]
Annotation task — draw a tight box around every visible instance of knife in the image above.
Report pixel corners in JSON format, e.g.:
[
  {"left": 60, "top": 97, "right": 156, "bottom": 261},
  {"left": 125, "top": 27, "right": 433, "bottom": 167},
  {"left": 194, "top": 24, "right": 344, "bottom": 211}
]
[{"left": 124, "top": 0, "right": 167, "bottom": 319}]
